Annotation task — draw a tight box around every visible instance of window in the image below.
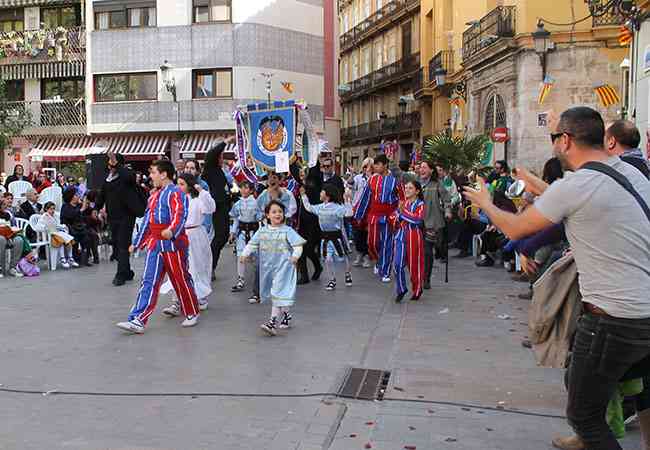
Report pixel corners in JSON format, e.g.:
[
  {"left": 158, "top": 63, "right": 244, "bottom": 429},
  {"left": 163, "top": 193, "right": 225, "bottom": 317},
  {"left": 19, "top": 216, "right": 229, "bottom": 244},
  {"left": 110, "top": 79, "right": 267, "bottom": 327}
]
[
  {"left": 373, "top": 38, "right": 383, "bottom": 70},
  {"left": 1, "top": 8, "right": 23, "bottom": 31},
  {"left": 362, "top": 45, "right": 372, "bottom": 76},
  {"left": 128, "top": 7, "right": 156, "bottom": 27},
  {"left": 193, "top": 0, "right": 231, "bottom": 23},
  {"left": 193, "top": 69, "right": 232, "bottom": 98},
  {"left": 42, "top": 78, "right": 83, "bottom": 100},
  {"left": 5, "top": 80, "right": 24, "bottom": 102},
  {"left": 95, "top": 10, "right": 126, "bottom": 29},
  {"left": 95, "top": 73, "right": 157, "bottom": 102},
  {"left": 41, "top": 6, "right": 79, "bottom": 28}
]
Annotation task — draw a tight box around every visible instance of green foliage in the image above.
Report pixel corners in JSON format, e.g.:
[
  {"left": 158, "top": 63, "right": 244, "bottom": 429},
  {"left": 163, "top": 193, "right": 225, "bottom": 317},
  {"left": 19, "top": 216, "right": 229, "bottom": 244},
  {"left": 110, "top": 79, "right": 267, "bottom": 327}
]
[
  {"left": 0, "top": 79, "right": 33, "bottom": 150},
  {"left": 422, "top": 132, "right": 490, "bottom": 172}
]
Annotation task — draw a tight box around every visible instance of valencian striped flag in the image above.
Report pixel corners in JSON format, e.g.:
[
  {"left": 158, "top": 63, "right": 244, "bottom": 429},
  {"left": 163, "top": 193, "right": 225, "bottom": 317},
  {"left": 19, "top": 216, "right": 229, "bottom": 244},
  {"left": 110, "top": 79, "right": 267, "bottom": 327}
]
[
  {"left": 594, "top": 84, "right": 621, "bottom": 107},
  {"left": 538, "top": 75, "right": 554, "bottom": 105},
  {"left": 449, "top": 97, "right": 465, "bottom": 108},
  {"left": 619, "top": 25, "right": 633, "bottom": 47}
]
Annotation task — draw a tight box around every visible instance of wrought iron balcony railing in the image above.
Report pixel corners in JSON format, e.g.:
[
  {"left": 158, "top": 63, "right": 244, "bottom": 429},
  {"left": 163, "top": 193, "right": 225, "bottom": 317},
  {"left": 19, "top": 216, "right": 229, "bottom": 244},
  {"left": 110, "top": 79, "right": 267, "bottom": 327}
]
[
  {"left": 341, "top": 111, "right": 421, "bottom": 145},
  {"left": 340, "top": 53, "right": 420, "bottom": 102},
  {"left": 339, "top": 0, "right": 419, "bottom": 53},
  {"left": 462, "top": 6, "right": 516, "bottom": 61},
  {"left": 429, "top": 50, "right": 455, "bottom": 81},
  {"left": 2, "top": 98, "right": 86, "bottom": 130},
  {"left": 0, "top": 27, "right": 85, "bottom": 65}
]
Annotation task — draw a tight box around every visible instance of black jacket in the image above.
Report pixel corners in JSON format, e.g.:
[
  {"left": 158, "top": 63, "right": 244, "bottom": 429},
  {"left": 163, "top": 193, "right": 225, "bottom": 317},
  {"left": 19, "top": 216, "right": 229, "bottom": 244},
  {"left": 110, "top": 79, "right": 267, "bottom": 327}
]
[
  {"left": 18, "top": 200, "right": 42, "bottom": 219},
  {"left": 5, "top": 174, "right": 29, "bottom": 188},
  {"left": 203, "top": 144, "right": 229, "bottom": 204},
  {"left": 96, "top": 166, "right": 139, "bottom": 221}
]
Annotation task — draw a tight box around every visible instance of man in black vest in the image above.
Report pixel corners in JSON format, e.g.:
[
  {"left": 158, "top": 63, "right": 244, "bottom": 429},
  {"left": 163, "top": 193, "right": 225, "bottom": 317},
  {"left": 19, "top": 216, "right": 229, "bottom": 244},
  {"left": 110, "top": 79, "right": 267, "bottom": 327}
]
[{"left": 96, "top": 152, "right": 143, "bottom": 286}]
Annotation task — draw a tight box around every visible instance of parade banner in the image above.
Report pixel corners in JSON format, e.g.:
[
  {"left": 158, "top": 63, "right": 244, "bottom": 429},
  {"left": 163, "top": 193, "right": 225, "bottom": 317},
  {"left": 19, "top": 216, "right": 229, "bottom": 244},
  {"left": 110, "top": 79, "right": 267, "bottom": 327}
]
[{"left": 247, "top": 106, "right": 296, "bottom": 170}]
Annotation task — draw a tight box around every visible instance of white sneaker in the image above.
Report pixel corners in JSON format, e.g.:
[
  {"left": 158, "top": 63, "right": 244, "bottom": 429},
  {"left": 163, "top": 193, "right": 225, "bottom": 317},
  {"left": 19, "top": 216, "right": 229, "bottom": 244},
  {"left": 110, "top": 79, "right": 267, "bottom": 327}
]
[
  {"left": 181, "top": 315, "right": 199, "bottom": 327},
  {"left": 352, "top": 254, "right": 363, "bottom": 267},
  {"left": 248, "top": 295, "right": 260, "bottom": 304},
  {"left": 362, "top": 256, "right": 372, "bottom": 268},
  {"left": 68, "top": 258, "right": 79, "bottom": 268},
  {"left": 162, "top": 302, "right": 180, "bottom": 317},
  {"left": 0, "top": 271, "right": 4, "bottom": 278},
  {"left": 373, "top": 265, "right": 379, "bottom": 275},
  {"left": 381, "top": 276, "right": 391, "bottom": 283},
  {"left": 116, "top": 319, "right": 145, "bottom": 334},
  {"left": 198, "top": 298, "right": 209, "bottom": 311},
  {"left": 8, "top": 268, "right": 23, "bottom": 278}
]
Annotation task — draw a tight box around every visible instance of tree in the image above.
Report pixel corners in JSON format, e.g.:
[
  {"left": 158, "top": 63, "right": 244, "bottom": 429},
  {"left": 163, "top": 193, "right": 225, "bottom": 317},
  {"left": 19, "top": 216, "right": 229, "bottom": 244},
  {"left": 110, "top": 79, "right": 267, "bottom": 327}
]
[
  {"left": 0, "top": 79, "right": 32, "bottom": 151},
  {"left": 422, "top": 132, "right": 490, "bottom": 172}
]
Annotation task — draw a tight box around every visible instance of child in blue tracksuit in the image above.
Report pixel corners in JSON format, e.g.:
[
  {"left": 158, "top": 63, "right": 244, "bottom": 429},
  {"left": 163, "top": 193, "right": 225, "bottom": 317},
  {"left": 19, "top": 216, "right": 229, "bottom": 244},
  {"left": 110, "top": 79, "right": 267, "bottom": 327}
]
[
  {"left": 300, "top": 184, "right": 353, "bottom": 291},
  {"left": 229, "top": 181, "right": 262, "bottom": 292}
]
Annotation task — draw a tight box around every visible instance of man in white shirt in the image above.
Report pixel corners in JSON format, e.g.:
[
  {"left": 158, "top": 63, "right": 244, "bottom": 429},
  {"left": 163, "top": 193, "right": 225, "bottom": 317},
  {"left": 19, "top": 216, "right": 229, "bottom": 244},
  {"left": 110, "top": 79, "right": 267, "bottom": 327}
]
[{"left": 465, "top": 107, "right": 650, "bottom": 450}]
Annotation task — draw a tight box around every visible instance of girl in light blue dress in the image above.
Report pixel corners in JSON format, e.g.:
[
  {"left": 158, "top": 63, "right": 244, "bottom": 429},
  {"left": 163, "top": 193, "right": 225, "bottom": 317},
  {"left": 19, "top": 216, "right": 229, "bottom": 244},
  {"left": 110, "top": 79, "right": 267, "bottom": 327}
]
[
  {"left": 240, "top": 200, "right": 306, "bottom": 336},
  {"left": 229, "top": 181, "right": 263, "bottom": 292}
]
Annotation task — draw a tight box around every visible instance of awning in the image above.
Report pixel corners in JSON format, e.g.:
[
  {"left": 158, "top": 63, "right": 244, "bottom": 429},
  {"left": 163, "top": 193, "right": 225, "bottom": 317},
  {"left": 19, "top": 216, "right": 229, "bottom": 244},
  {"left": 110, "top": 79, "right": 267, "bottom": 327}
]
[
  {"left": 28, "top": 136, "right": 95, "bottom": 162},
  {"left": 179, "top": 132, "right": 236, "bottom": 158},
  {"left": 0, "top": 0, "right": 68, "bottom": 6},
  {"left": 0, "top": 61, "right": 85, "bottom": 81},
  {"left": 99, "top": 135, "right": 169, "bottom": 160}
]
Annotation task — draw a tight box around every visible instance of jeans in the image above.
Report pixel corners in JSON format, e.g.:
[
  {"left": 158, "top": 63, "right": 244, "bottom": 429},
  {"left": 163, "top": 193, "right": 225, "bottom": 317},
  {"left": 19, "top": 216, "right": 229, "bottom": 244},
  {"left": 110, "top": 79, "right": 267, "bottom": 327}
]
[
  {"left": 352, "top": 226, "right": 368, "bottom": 255},
  {"left": 567, "top": 312, "right": 650, "bottom": 449}
]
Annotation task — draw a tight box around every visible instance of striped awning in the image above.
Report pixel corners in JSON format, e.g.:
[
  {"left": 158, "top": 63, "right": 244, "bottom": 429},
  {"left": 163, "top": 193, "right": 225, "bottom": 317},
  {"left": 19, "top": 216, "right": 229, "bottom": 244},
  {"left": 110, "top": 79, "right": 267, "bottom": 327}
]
[
  {"left": 99, "top": 135, "right": 169, "bottom": 160},
  {"left": 0, "top": 0, "right": 67, "bottom": 6},
  {"left": 179, "top": 132, "right": 235, "bottom": 155},
  {"left": 28, "top": 136, "right": 95, "bottom": 161},
  {"left": 0, "top": 61, "right": 85, "bottom": 81}
]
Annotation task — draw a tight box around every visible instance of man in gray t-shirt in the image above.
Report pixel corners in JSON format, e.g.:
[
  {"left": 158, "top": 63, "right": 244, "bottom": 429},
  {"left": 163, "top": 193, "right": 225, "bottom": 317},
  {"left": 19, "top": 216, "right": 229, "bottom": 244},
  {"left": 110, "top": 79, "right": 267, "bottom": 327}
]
[{"left": 464, "top": 107, "right": 650, "bottom": 450}]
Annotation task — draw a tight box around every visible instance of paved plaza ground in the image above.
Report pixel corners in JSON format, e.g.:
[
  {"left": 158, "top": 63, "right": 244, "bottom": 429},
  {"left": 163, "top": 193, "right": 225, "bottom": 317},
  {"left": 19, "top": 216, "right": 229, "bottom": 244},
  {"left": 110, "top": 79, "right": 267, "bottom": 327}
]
[{"left": 0, "top": 251, "right": 643, "bottom": 449}]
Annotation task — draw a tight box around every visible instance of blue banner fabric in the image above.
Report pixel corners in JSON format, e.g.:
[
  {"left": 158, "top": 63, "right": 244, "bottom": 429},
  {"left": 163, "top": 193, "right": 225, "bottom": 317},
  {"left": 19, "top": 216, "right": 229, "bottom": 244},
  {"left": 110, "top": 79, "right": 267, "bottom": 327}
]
[{"left": 247, "top": 106, "right": 296, "bottom": 170}]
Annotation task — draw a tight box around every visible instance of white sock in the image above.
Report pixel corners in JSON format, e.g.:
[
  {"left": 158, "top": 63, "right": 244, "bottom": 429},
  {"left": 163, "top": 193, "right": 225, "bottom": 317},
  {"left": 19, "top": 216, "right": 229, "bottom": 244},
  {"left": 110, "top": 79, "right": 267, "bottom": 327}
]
[
  {"left": 325, "top": 258, "right": 336, "bottom": 280},
  {"left": 271, "top": 306, "right": 280, "bottom": 320},
  {"left": 237, "top": 259, "right": 246, "bottom": 279}
]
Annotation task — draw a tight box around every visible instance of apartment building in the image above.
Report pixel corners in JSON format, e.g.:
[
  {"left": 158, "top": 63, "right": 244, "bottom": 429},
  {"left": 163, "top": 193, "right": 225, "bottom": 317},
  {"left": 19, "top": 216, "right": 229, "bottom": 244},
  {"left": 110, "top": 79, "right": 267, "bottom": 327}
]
[
  {"left": 85, "top": 0, "right": 325, "bottom": 168},
  {"left": 416, "top": 0, "right": 627, "bottom": 171},
  {"left": 338, "top": 0, "right": 420, "bottom": 168},
  {"left": 0, "top": 0, "right": 86, "bottom": 173}
]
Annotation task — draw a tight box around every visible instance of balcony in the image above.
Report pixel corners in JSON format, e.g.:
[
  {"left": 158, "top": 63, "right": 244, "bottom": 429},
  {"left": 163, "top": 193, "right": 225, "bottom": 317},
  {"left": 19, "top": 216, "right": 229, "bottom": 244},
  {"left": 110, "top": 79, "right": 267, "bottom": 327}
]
[
  {"left": 341, "top": 111, "right": 421, "bottom": 146},
  {"left": 0, "top": 27, "right": 85, "bottom": 66},
  {"left": 592, "top": 9, "right": 624, "bottom": 27},
  {"left": 340, "top": 53, "right": 420, "bottom": 103},
  {"left": 429, "top": 50, "right": 455, "bottom": 81},
  {"left": 2, "top": 98, "right": 86, "bottom": 136},
  {"left": 462, "top": 6, "right": 516, "bottom": 61},
  {"left": 339, "top": 0, "right": 420, "bottom": 53}
]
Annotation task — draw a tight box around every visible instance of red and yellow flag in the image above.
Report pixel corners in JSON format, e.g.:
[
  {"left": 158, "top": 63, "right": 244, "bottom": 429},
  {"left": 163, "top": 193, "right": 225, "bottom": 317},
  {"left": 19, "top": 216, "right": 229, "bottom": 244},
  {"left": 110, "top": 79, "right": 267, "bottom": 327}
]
[
  {"left": 449, "top": 97, "right": 465, "bottom": 108},
  {"left": 281, "top": 81, "right": 294, "bottom": 94},
  {"left": 619, "top": 25, "right": 633, "bottom": 47},
  {"left": 538, "top": 75, "right": 554, "bottom": 105},
  {"left": 594, "top": 84, "right": 621, "bottom": 107}
]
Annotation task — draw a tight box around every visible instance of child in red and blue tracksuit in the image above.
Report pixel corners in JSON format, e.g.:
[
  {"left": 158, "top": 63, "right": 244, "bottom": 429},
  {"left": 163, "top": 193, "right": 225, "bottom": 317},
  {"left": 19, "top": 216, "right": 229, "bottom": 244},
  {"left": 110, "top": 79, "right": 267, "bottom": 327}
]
[
  {"left": 116, "top": 168, "right": 200, "bottom": 334},
  {"left": 353, "top": 154, "right": 402, "bottom": 283},
  {"left": 391, "top": 180, "right": 425, "bottom": 303}
]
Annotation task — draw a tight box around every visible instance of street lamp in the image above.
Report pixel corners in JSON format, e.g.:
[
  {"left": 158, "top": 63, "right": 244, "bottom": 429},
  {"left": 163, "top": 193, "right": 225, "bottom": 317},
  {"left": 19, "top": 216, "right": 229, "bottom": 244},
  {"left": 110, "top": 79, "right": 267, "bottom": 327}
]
[
  {"left": 160, "top": 60, "right": 180, "bottom": 133},
  {"left": 398, "top": 98, "right": 407, "bottom": 116},
  {"left": 160, "top": 60, "right": 177, "bottom": 102},
  {"left": 434, "top": 67, "right": 447, "bottom": 87},
  {"left": 532, "top": 20, "right": 553, "bottom": 80}
]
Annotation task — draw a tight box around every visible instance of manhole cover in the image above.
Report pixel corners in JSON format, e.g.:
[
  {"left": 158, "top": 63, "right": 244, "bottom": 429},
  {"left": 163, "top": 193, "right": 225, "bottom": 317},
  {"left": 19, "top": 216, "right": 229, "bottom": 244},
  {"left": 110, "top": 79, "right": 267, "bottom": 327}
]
[{"left": 337, "top": 368, "right": 391, "bottom": 400}]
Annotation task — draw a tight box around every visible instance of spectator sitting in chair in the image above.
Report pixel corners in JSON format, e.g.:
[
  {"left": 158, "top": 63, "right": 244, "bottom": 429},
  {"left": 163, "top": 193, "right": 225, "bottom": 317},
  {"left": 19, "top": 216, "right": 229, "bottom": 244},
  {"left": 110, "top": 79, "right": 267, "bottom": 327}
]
[
  {"left": 60, "top": 187, "right": 97, "bottom": 267},
  {"left": 0, "top": 195, "right": 26, "bottom": 278}
]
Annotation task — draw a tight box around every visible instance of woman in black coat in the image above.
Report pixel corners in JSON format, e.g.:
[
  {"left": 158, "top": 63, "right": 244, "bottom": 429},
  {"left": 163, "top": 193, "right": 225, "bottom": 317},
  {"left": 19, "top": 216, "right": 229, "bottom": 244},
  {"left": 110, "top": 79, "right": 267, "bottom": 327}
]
[
  {"left": 203, "top": 141, "right": 231, "bottom": 277},
  {"left": 5, "top": 164, "right": 29, "bottom": 188}
]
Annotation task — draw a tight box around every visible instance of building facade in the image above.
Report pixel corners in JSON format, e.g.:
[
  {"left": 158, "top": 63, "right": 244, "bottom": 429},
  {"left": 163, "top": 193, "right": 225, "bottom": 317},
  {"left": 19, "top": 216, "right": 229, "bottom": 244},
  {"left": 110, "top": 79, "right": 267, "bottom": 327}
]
[
  {"left": 416, "top": 0, "right": 627, "bottom": 172},
  {"left": 0, "top": 0, "right": 86, "bottom": 174},
  {"left": 629, "top": 1, "right": 650, "bottom": 149},
  {"left": 338, "top": 0, "right": 421, "bottom": 169},
  {"left": 1, "top": 0, "right": 327, "bottom": 172}
]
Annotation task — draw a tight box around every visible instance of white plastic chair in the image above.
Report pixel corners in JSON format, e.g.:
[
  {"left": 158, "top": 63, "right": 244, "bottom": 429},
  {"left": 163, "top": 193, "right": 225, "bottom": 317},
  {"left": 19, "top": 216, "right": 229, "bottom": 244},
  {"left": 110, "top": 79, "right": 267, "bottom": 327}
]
[
  {"left": 28, "top": 214, "right": 59, "bottom": 271},
  {"left": 39, "top": 186, "right": 63, "bottom": 212},
  {"left": 8, "top": 180, "right": 32, "bottom": 207}
]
